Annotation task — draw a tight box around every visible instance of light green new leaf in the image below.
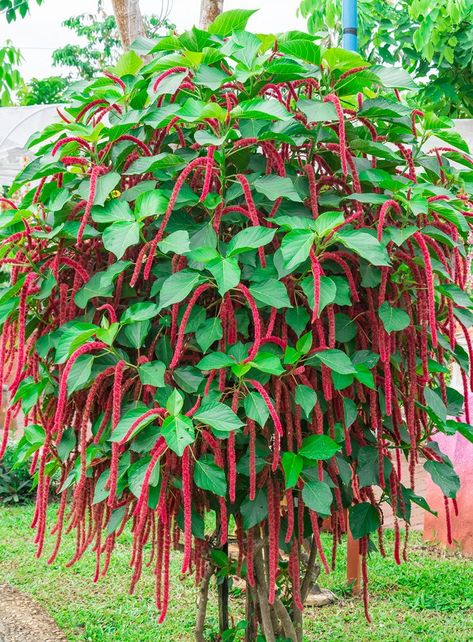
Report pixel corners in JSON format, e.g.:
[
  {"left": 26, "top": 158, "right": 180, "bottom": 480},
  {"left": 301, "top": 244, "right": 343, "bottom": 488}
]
[
  {"left": 161, "top": 415, "right": 194, "bottom": 456},
  {"left": 207, "top": 256, "right": 240, "bottom": 295}
]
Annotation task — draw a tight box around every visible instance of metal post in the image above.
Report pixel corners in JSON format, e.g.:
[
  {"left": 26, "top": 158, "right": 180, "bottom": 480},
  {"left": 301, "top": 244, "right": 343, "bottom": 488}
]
[{"left": 342, "top": 0, "right": 358, "bottom": 51}]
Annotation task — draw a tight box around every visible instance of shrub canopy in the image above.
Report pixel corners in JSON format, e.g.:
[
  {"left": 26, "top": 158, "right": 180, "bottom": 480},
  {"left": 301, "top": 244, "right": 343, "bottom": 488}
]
[{"left": 1, "top": 9, "right": 472, "bottom": 639}]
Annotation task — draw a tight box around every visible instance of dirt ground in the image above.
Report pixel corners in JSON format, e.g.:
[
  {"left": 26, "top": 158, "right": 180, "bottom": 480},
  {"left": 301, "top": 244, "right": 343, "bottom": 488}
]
[{"left": 0, "top": 585, "right": 67, "bottom": 642}]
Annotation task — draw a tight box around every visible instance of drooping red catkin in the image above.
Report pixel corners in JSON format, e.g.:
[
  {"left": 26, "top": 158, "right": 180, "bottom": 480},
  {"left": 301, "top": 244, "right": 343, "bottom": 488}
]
[
  {"left": 248, "top": 419, "right": 256, "bottom": 501},
  {"left": 97, "top": 303, "right": 118, "bottom": 324},
  {"left": 248, "top": 380, "right": 283, "bottom": 436},
  {"left": 338, "top": 65, "right": 370, "bottom": 81},
  {"left": 289, "top": 539, "right": 304, "bottom": 611},
  {"left": 377, "top": 199, "right": 401, "bottom": 241},
  {"left": 158, "top": 513, "right": 172, "bottom": 624},
  {"left": 414, "top": 232, "right": 437, "bottom": 347},
  {"left": 323, "top": 94, "right": 348, "bottom": 174},
  {"left": 107, "top": 361, "right": 126, "bottom": 508},
  {"left": 77, "top": 165, "right": 107, "bottom": 244},
  {"left": 9, "top": 272, "right": 36, "bottom": 393},
  {"left": 169, "top": 283, "right": 213, "bottom": 369},
  {"left": 309, "top": 249, "right": 321, "bottom": 322},
  {"left": 53, "top": 341, "right": 107, "bottom": 444},
  {"left": 246, "top": 529, "right": 255, "bottom": 587},
  {"left": 285, "top": 489, "right": 294, "bottom": 543},
  {"left": 237, "top": 283, "right": 262, "bottom": 362},
  {"left": 51, "top": 136, "right": 92, "bottom": 156},
  {"left": 267, "top": 478, "right": 277, "bottom": 604},
  {"left": 199, "top": 145, "right": 216, "bottom": 201},
  {"left": 320, "top": 252, "right": 359, "bottom": 302},
  {"left": 360, "top": 536, "right": 372, "bottom": 623},
  {"left": 118, "top": 407, "right": 166, "bottom": 446},
  {"left": 309, "top": 510, "right": 330, "bottom": 574},
  {"left": 410, "top": 109, "right": 424, "bottom": 136},
  {"left": 228, "top": 391, "right": 239, "bottom": 503},
  {"left": 143, "top": 156, "right": 210, "bottom": 279},
  {"left": 153, "top": 66, "right": 188, "bottom": 92},
  {"left": 181, "top": 447, "right": 192, "bottom": 574},
  {"left": 103, "top": 70, "right": 126, "bottom": 90}
]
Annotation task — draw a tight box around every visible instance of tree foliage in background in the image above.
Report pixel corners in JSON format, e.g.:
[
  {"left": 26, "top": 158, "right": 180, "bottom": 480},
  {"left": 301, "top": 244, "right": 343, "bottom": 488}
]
[
  {"left": 299, "top": 0, "right": 473, "bottom": 117},
  {"left": 0, "top": 41, "right": 23, "bottom": 105},
  {"left": 18, "top": 76, "right": 68, "bottom": 105},
  {"left": 52, "top": 7, "right": 173, "bottom": 79},
  {"left": 1, "top": 7, "right": 473, "bottom": 642},
  {"left": 0, "top": 0, "right": 42, "bottom": 22}
]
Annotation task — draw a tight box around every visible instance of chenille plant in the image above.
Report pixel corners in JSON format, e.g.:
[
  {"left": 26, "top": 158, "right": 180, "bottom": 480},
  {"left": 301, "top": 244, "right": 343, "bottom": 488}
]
[{"left": 1, "top": 9, "right": 472, "bottom": 641}]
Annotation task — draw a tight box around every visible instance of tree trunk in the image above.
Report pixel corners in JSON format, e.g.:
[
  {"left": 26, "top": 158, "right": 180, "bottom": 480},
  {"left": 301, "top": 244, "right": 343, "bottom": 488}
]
[
  {"left": 111, "top": 0, "right": 146, "bottom": 50},
  {"left": 200, "top": 0, "right": 223, "bottom": 29}
]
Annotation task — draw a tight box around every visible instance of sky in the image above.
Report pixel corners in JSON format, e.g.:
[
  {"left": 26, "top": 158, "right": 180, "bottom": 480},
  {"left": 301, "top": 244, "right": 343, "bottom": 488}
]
[{"left": 2, "top": 0, "right": 306, "bottom": 80}]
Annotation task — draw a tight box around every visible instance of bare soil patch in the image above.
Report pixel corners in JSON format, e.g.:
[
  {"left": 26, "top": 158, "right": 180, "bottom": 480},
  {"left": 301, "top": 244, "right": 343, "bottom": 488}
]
[{"left": 0, "top": 584, "right": 66, "bottom": 642}]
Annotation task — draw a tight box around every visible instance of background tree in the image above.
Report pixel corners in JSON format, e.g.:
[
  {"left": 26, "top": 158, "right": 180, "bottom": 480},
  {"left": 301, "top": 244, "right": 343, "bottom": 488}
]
[
  {"left": 17, "top": 76, "right": 67, "bottom": 105},
  {"left": 298, "top": 0, "right": 473, "bottom": 117},
  {"left": 200, "top": 0, "right": 224, "bottom": 28},
  {"left": 0, "top": 0, "right": 42, "bottom": 21},
  {"left": 0, "top": 41, "right": 23, "bottom": 105}
]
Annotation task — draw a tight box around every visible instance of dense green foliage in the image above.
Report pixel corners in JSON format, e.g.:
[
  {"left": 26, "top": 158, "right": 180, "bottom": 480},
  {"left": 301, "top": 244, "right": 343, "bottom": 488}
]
[
  {"left": 1, "top": 8, "right": 472, "bottom": 640},
  {"left": 0, "top": 444, "right": 34, "bottom": 503},
  {"left": 299, "top": 0, "right": 473, "bottom": 117}
]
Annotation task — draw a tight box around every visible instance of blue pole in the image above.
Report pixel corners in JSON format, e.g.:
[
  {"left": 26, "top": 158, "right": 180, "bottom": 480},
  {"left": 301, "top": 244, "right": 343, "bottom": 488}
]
[{"left": 342, "top": 0, "right": 358, "bottom": 51}]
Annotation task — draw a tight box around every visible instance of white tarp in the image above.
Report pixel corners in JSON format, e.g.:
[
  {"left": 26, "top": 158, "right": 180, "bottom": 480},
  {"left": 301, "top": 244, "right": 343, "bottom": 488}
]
[{"left": 0, "top": 105, "right": 61, "bottom": 186}]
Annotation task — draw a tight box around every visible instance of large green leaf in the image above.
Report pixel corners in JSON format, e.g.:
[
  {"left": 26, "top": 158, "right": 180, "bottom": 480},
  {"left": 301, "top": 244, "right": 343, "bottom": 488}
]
[
  {"left": 226, "top": 226, "right": 275, "bottom": 257},
  {"left": 249, "top": 279, "right": 291, "bottom": 308},
  {"left": 138, "top": 361, "right": 166, "bottom": 387},
  {"left": 424, "top": 460, "right": 460, "bottom": 499},
  {"left": 282, "top": 452, "right": 303, "bottom": 489},
  {"left": 281, "top": 230, "right": 314, "bottom": 271},
  {"left": 297, "top": 98, "right": 337, "bottom": 122},
  {"left": 75, "top": 261, "right": 131, "bottom": 308},
  {"left": 241, "top": 488, "right": 268, "bottom": 529},
  {"left": 299, "top": 434, "right": 341, "bottom": 460},
  {"left": 158, "top": 270, "right": 202, "bottom": 309},
  {"left": 208, "top": 9, "right": 257, "bottom": 36},
  {"left": 193, "top": 401, "right": 244, "bottom": 432},
  {"left": 378, "top": 302, "right": 410, "bottom": 333},
  {"left": 120, "top": 302, "right": 160, "bottom": 324},
  {"left": 313, "top": 349, "right": 356, "bottom": 375},
  {"left": 161, "top": 415, "right": 194, "bottom": 456},
  {"left": 207, "top": 256, "right": 240, "bottom": 295},
  {"left": 302, "top": 479, "right": 333, "bottom": 516},
  {"left": 335, "top": 230, "right": 390, "bottom": 266},
  {"left": 194, "top": 454, "right": 226, "bottom": 497},
  {"left": 254, "top": 176, "right": 302, "bottom": 202},
  {"left": 349, "top": 502, "right": 380, "bottom": 539}
]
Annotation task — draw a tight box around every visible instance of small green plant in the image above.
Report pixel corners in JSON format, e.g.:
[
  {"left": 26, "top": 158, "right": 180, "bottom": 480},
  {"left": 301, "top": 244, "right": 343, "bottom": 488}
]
[{"left": 0, "top": 444, "right": 34, "bottom": 504}]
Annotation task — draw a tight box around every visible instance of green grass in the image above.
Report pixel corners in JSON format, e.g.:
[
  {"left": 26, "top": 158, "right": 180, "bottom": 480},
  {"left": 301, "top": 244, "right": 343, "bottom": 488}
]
[{"left": 0, "top": 504, "right": 471, "bottom": 641}]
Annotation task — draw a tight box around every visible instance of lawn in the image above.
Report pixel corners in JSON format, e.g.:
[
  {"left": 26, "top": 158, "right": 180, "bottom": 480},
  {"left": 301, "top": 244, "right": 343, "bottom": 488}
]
[{"left": 0, "top": 504, "right": 472, "bottom": 641}]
